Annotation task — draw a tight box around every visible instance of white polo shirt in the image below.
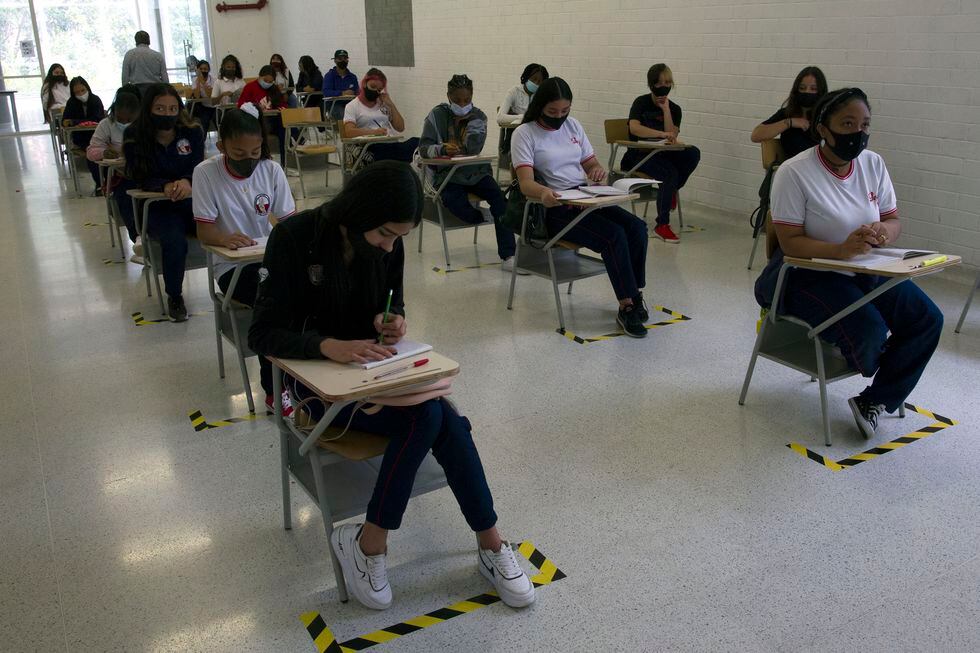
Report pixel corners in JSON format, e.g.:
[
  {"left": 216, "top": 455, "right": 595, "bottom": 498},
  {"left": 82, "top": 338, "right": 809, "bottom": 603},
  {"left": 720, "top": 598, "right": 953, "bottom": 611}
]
[
  {"left": 211, "top": 77, "right": 245, "bottom": 102},
  {"left": 344, "top": 98, "right": 397, "bottom": 135},
  {"left": 771, "top": 146, "right": 897, "bottom": 244},
  {"left": 193, "top": 154, "right": 296, "bottom": 280},
  {"left": 511, "top": 117, "right": 596, "bottom": 190}
]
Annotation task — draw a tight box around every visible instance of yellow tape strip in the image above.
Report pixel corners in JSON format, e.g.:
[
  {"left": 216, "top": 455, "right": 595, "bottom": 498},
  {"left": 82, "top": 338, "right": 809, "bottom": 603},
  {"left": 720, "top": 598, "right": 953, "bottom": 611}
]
[
  {"left": 301, "top": 540, "right": 565, "bottom": 652},
  {"left": 103, "top": 258, "right": 125, "bottom": 265},
  {"left": 788, "top": 403, "right": 958, "bottom": 472},
  {"left": 187, "top": 409, "right": 262, "bottom": 432},
  {"left": 557, "top": 305, "right": 692, "bottom": 345},
  {"left": 431, "top": 262, "right": 503, "bottom": 275}
]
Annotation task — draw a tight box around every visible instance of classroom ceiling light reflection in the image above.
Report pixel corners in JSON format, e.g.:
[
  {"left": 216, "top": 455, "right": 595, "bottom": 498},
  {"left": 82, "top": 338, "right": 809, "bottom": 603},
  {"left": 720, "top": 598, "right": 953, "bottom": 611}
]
[
  {"left": 148, "top": 612, "right": 258, "bottom": 653},
  {"left": 121, "top": 531, "right": 213, "bottom": 565}
]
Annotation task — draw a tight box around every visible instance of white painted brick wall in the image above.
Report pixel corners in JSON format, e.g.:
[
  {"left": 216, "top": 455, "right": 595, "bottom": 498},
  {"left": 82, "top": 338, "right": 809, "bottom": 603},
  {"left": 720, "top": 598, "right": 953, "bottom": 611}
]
[
  {"left": 270, "top": 0, "right": 980, "bottom": 268},
  {"left": 205, "top": 1, "right": 273, "bottom": 77}
]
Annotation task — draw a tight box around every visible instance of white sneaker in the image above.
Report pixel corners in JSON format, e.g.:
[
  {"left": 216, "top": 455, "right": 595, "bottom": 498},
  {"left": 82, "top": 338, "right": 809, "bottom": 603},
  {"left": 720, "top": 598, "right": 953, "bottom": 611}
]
[
  {"left": 501, "top": 257, "right": 530, "bottom": 275},
  {"left": 478, "top": 540, "right": 535, "bottom": 608},
  {"left": 330, "top": 524, "right": 392, "bottom": 610}
]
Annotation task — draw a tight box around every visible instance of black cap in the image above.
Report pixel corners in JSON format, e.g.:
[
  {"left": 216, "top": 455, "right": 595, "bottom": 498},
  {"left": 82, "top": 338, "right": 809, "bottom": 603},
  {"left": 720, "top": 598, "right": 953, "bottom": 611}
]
[{"left": 334, "top": 50, "right": 348, "bottom": 58}]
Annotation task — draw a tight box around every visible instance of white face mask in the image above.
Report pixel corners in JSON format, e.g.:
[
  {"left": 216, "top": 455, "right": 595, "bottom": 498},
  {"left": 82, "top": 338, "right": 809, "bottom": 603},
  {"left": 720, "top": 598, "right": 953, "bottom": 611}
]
[
  {"left": 76, "top": 92, "right": 90, "bottom": 103},
  {"left": 450, "top": 102, "right": 473, "bottom": 117}
]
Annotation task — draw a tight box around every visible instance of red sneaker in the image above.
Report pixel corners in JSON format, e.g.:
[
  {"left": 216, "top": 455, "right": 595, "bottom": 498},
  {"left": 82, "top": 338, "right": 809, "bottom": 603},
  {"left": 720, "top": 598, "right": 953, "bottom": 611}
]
[
  {"left": 265, "top": 389, "right": 294, "bottom": 417},
  {"left": 654, "top": 224, "right": 680, "bottom": 244}
]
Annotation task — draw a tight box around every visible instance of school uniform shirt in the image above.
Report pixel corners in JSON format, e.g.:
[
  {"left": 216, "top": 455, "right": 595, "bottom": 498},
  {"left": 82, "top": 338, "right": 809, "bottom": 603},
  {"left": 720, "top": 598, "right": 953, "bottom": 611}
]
[
  {"left": 344, "top": 98, "right": 396, "bottom": 134},
  {"left": 123, "top": 124, "right": 205, "bottom": 192},
  {"left": 322, "top": 68, "right": 359, "bottom": 96},
  {"left": 193, "top": 154, "right": 296, "bottom": 280},
  {"left": 762, "top": 108, "right": 819, "bottom": 160},
  {"left": 191, "top": 73, "right": 215, "bottom": 98},
  {"left": 511, "top": 117, "right": 596, "bottom": 190},
  {"left": 41, "top": 82, "right": 71, "bottom": 113},
  {"left": 237, "top": 80, "right": 288, "bottom": 109},
  {"left": 86, "top": 117, "right": 127, "bottom": 161},
  {"left": 770, "top": 145, "right": 897, "bottom": 246},
  {"left": 274, "top": 70, "right": 294, "bottom": 93},
  {"left": 627, "top": 94, "right": 682, "bottom": 140},
  {"left": 211, "top": 77, "right": 245, "bottom": 103},
  {"left": 498, "top": 85, "right": 532, "bottom": 124}
]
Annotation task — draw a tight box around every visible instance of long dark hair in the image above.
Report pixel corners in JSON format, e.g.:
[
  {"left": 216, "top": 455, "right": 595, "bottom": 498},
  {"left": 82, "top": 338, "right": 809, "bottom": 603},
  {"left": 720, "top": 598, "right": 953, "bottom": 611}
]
[
  {"left": 811, "top": 87, "right": 870, "bottom": 140},
  {"left": 42, "top": 63, "right": 67, "bottom": 116},
  {"left": 299, "top": 55, "right": 319, "bottom": 77},
  {"left": 521, "top": 77, "right": 573, "bottom": 125},
  {"left": 109, "top": 88, "right": 140, "bottom": 121},
  {"left": 219, "top": 54, "right": 243, "bottom": 80},
  {"left": 219, "top": 107, "right": 271, "bottom": 160},
  {"left": 68, "top": 76, "right": 92, "bottom": 98},
  {"left": 520, "top": 63, "right": 549, "bottom": 84},
  {"left": 784, "top": 66, "right": 828, "bottom": 118},
  {"left": 257, "top": 64, "right": 284, "bottom": 106},
  {"left": 313, "top": 161, "right": 423, "bottom": 317},
  {"left": 124, "top": 83, "right": 199, "bottom": 184}
]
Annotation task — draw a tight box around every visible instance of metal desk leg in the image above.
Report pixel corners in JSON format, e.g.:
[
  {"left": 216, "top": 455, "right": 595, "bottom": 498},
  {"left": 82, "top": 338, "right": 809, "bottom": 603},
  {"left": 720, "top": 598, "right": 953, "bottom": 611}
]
[
  {"left": 206, "top": 254, "right": 226, "bottom": 380},
  {"left": 738, "top": 317, "right": 767, "bottom": 406},
  {"left": 814, "top": 336, "right": 832, "bottom": 446},
  {"left": 274, "top": 371, "right": 292, "bottom": 531},
  {"left": 547, "top": 248, "right": 565, "bottom": 331},
  {"left": 955, "top": 272, "right": 979, "bottom": 334},
  {"left": 10, "top": 96, "right": 19, "bottom": 132},
  {"left": 436, "top": 203, "right": 452, "bottom": 268}
]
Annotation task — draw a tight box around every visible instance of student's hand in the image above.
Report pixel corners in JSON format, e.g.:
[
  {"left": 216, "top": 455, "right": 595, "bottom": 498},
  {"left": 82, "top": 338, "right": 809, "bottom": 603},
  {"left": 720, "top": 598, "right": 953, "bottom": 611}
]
[
  {"left": 320, "top": 338, "right": 396, "bottom": 364},
  {"left": 165, "top": 179, "right": 192, "bottom": 201},
  {"left": 374, "top": 313, "right": 407, "bottom": 345},
  {"left": 104, "top": 148, "right": 119, "bottom": 159},
  {"left": 342, "top": 90, "right": 355, "bottom": 96},
  {"left": 221, "top": 232, "right": 256, "bottom": 250},
  {"left": 837, "top": 225, "right": 877, "bottom": 259},
  {"left": 372, "top": 128, "right": 388, "bottom": 136},
  {"left": 790, "top": 117, "right": 810, "bottom": 131},
  {"left": 259, "top": 97, "right": 272, "bottom": 110},
  {"left": 443, "top": 143, "right": 461, "bottom": 156},
  {"left": 303, "top": 86, "right": 314, "bottom": 92},
  {"left": 867, "top": 221, "right": 890, "bottom": 246},
  {"left": 541, "top": 189, "right": 562, "bottom": 208},
  {"left": 587, "top": 165, "right": 607, "bottom": 183},
  {"left": 655, "top": 95, "right": 669, "bottom": 108}
]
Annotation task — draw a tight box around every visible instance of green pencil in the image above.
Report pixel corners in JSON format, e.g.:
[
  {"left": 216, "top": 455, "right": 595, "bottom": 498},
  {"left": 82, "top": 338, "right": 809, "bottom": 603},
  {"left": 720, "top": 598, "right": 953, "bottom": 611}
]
[{"left": 378, "top": 289, "right": 393, "bottom": 344}]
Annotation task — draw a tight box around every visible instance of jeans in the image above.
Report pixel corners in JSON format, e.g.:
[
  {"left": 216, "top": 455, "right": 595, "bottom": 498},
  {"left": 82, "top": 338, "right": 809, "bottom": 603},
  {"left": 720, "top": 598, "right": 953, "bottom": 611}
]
[
  {"left": 289, "top": 385, "right": 498, "bottom": 532},
  {"left": 146, "top": 198, "right": 195, "bottom": 299},
  {"left": 545, "top": 204, "right": 648, "bottom": 301},
  {"left": 218, "top": 264, "right": 273, "bottom": 396},
  {"left": 621, "top": 147, "right": 701, "bottom": 226},
  {"left": 440, "top": 175, "right": 515, "bottom": 260},
  {"left": 782, "top": 269, "right": 944, "bottom": 413}
]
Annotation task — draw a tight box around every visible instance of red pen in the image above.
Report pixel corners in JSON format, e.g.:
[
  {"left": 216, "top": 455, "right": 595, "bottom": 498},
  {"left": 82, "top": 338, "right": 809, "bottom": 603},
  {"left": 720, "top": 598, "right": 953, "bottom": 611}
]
[{"left": 373, "top": 358, "right": 429, "bottom": 380}]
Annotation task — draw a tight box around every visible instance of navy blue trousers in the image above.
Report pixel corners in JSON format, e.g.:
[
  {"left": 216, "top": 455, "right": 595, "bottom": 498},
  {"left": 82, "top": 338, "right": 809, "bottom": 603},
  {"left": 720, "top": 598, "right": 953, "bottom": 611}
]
[{"left": 440, "top": 175, "right": 515, "bottom": 260}]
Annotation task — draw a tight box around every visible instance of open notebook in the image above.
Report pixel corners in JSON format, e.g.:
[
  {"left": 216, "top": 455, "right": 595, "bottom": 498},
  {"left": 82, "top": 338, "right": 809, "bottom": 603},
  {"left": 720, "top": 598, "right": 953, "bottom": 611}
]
[
  {"left": 813, "top": 247, "right": 937, "bottom": 269},
  {"left": 234, "top": 236, "right": 269, "bottom": 253},
  {"left": 360, "top": 339, "right": 433, "bottom": 370},
  {"left": 555, "top": 178, "right": 660, "bottom": 200}
]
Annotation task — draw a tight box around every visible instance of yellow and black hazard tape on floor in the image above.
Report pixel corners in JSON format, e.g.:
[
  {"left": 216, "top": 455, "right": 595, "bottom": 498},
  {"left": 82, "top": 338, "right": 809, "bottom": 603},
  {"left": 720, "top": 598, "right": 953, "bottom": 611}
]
[
  {"left": 132, "top": 311, "right": 170, "bottom": 326},
  {"left": 300, "top": 541, "right": 565, "bottom": 653},
  {"left": 557, "top": 305, "right": 691, "bottom": 344},
  {"left": 431, "top": 262, "right": 503, "bottom": 275},
  {"left": 788, "top": 403, "right": 958, "bottom": 472},
  {"left": 188, "top": 409, "right": 263, "bottom": 432},
  {"left": 103, "top": 258, "right": 125, "bottom": 265}
]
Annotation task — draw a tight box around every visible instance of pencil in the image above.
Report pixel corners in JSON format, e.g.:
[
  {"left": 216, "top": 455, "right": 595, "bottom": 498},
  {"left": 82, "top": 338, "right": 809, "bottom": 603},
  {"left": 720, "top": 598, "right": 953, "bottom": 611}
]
[{"left": 378, "top": 289, "right": 393, "bottom": 344}]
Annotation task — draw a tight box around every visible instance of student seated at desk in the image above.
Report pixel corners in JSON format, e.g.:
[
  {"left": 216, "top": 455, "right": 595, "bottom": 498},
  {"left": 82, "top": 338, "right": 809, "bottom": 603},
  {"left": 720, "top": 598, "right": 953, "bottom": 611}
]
[
  {"left": 87, "top": 90, "right": 141, "bottom": 245},
  {"left": 751, "top": 66, "right": 828, "bottom": 160},
  {"left": 238, "top": 65, "right": 289, "bottom": 164},
  {"left": 269, "top": 53, "right": 296, "bottom": 107},
  {"left": 497, "top": 62, "right": 548, "bottom": 126},
  {"left": 624, "top": 63, "right": 701, "bottom": 244},
  {"left": 420, "top": 74, "right": 517, "bottom": 270},
  {"left": 322, "top": 49, "right": 359, "bottom": 119},
  {"left": 754, "top": 88, "right": 944, "bottom": 439},
  {"left": 194, "top": 105, "right": 296, "bottom": 412},
  {"left": 211, "top": 55, "right": 245, "bottom": 107},
  {"left": 342, "top": 70, "right": 419, "bottom": 163},
  {"left": 248, "top": 161, "right": 535, "bottom": 611},
  {"left": 296, "top": 55, "right": 324, "bottom": 108},
  {"left": 41, "top": 63, "right": 70, "bottom": 123},
  {"left": 63, "top": 76, "right": 106, "bottom": 195},
  {"left": 189, "top": 59, "right": 216, "bottom": 131},
  {"left": 123, "top": 83, "right": 205, "bottom": 322},
  {"left": 512, "top": 77, "right": 650, "bottom": 338}
]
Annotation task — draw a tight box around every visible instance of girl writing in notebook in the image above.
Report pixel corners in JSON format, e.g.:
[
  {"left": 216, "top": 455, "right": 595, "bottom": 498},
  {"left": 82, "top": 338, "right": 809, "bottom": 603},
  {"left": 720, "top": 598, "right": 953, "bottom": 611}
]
[
  {"left": 510, "top": 77, "right": 651, "bottom": 338},
  {"left": 420, "top": 74, "right": 517, "bottom": 271},
  {"left": 342, "top": 70, "right": 419, "bottom": 165},
  {"left": 754, "top": 88, "right": 944, "bottom": 440},
  {"left": 123, "top": 83, "right": 205, "bottom": 322},
  {"left": 248, "top": 162, "right": 535, "bottom": 613},
  {"left": 194, "top": 104, "right": 296, "bottom": 413}
]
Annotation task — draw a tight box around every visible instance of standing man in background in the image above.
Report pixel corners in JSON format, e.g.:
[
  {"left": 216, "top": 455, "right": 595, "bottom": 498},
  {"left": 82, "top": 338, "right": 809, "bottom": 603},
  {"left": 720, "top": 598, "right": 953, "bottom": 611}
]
[{"left": 122, "top": 31, "right": 169, "bottom": 98}]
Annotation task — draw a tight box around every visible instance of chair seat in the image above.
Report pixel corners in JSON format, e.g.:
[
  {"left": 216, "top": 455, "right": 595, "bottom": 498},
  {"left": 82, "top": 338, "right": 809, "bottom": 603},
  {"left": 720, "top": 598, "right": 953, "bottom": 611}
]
[
  {"left": 296, "top": 144, "right": 337, "bottom": 155},
  {"left": 556, "top": 240, "right": 579, "bottom": 251}
]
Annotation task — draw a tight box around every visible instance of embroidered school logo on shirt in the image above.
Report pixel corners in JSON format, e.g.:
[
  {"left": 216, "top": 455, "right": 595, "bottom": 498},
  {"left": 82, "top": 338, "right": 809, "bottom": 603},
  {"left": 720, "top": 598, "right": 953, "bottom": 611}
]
[
  {"left": 868, "top": 191, "right": 879, "bottom": 204},
  {"left": 176, "top": 139, "right": 192, "bottom": 155},
  {"left": 307, "top": 264, "right": 324, "bottom": 286},
  {"left": 254, "top": 193, "right": 271, "bottom": 216},
  {"left": 570, "top": 136, "right": 581, "bottom": 145}
]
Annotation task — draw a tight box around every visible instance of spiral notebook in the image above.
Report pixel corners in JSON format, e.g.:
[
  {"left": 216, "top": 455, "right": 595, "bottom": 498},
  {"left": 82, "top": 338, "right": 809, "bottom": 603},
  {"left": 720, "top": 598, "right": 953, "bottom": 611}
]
[{"left": 360, "top": 340, "right": 433, "bottom": 370}]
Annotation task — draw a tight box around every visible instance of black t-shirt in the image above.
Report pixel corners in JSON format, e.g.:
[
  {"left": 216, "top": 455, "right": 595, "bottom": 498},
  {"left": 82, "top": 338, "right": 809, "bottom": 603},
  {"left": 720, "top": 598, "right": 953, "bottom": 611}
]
[
  {"left": 628, "top": 94, "right": 682, "bottom": 141},
  {"left": 762, "top": 108, "right": 818, "bottom": 160}
]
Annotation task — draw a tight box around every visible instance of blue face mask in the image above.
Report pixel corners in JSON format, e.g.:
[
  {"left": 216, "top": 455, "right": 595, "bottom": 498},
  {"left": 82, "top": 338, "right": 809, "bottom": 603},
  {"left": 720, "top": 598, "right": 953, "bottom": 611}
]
[
  {"left": 450, "top": 102, "right": 472, "bottom": 117},
  {"left": 258, "top": 79, "right": 273, "bottom": 90},
  {"left": 525, "top": 80, "right": 538, "bottom": 94}
]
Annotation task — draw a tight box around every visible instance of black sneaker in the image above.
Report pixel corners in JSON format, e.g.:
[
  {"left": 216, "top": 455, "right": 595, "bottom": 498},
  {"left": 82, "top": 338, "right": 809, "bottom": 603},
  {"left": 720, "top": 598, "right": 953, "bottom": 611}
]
[
  {"left": 168, "top": 296, "right": 188, "bottom": 322},
  {"left": 848, "top": 396, "right": 883, "bottom": 440},
  {"left": 617, "top": 304, "right": 647, "bottom": 338},
  {"left": 634, "top": 292, "right": 649, "bottom": 323}
]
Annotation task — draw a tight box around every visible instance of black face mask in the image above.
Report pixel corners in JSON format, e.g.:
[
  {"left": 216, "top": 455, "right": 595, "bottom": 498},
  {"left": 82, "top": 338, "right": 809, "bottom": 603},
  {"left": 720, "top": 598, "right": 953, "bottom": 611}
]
[
  {"left": 53, "top": 75, "right": 68, "bottom": 84},
  {"left": 226, "top": 155, "right": 260, "bottom": 178},
  {"left": 539, "top": 114, "right": 568, "bottom": 130},
  {"left": 151, "top": 113, "right": 178, "bottom": 131},
  {"left": 652, "top": 86, "right": 671, "bottom": 98},
  {"left": 364, "top": 88, "right": 380, "bottom": 102},
  {"left": 825, "top": 128, "right": 870, "bottom": 162},
  {"left": 222, "top": 68, "right": 235, "bottom": 78},
  {"left": 798, "top": 92, "right": 819, "bottom": 108}
]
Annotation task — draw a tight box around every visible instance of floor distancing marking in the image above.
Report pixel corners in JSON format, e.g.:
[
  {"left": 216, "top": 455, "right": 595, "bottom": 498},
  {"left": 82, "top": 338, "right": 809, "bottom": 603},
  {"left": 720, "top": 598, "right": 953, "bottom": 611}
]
[
  {"left": 103, "top": 258, "right": 125, "bottom": 265},
  {"left": 300, "top": 541, "right": 565, "bottom": 653},
  {"left": 431, "top": 262, "right": 502, "bottom": 275},
  {"left": 188, "top": 409, "right": 263, "bottom": 432},
  {"left": 84, "top": 221, "right": 109, "bottom": 228},
  {"left": 788, "top": 403, "right": 958, "bottom": 472},
  {"left": 132, "top": 311, "right": 210, "bottom": 326},
  {"left": 557, "top": 305, "right": 691, "bottom": 344}
]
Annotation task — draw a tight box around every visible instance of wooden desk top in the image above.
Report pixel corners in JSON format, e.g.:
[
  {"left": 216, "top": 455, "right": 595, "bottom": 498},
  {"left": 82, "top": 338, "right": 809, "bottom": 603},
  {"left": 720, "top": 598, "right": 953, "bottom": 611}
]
[
  {"left": 202, "top": 241, "right": 266, "bottom": 262},
  {"left": 0, "top": 90, "right": 17, "bottom": 95},
  {"left": 420, "top": 155, "right": 495, "bottom": 167},
  {"left": 63, "top": 124, "right": 98, "bottom": 133},
  {"left": 562, "top": 192, "right": 641, "bottom": 208},
  {"left": 323, "top": 95, "right": 355, "bottom": 101},
  {"left": 342, "top": 135, "right": 401, "bottom": 144},
  {"left": 270, "top": 352, "right": 460, "bottom": 402},
  {"left": 785, "top": 253, "right": 961, "bottom": 278},
  {"left": 614, "top": 139, "right": 689, "bottom": 151},
  {"left": 98, "top": 157, "right": 125, "bottom": 168},
  {"left": 126, "top": 190, "right": 166, "bottom": 200}
]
